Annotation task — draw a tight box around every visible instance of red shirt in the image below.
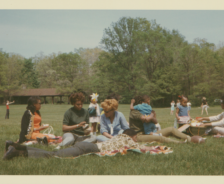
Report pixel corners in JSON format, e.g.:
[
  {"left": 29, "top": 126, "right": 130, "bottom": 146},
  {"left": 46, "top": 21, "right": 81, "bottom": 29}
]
[{"left": 6, "top": 103, "right": 9, "bottom": 109}]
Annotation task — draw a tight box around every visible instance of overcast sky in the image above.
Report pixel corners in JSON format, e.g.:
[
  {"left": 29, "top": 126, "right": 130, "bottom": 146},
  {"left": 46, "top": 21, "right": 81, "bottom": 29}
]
[{"left": 0, "top": 10, "right": 224, "bottom": 58}]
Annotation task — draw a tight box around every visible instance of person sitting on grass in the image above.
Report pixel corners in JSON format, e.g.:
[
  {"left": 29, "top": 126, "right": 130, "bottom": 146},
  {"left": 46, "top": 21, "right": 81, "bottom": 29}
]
[
  {"left": 176, "top": 95, "right": 191, "bottom": 127},
  {"left": 3, "top": 129, "right": 156, "bottom": 160},
  {"left": 130, "top": 95, "right": 160, "bottom": 136},
  {"left": 96, "top": 99, "right": 129, "bottom": 142},
  {"left": 55, "top": 92, "right": 96, "bottom": 150},
  {"left": 198, "top": 95, "right": 224, "bottom": 136},
  {"left": 18, "top": 96, "right": 54, "bottom": 144},
  {"left": 129, "top": 94, "right": 204, "bottom": 144}
]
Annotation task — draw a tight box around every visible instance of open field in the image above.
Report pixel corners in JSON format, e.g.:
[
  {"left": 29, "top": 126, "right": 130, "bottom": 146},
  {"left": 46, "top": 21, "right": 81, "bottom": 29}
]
[{"left": 1, "top": 104, "right": 224, "bottom": 175}]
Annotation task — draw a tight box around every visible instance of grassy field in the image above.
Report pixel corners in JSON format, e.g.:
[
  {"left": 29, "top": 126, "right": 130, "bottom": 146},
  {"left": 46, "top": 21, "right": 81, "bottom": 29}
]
[{"left": 1, "top": 104, "right": 224, "bottom": 175}]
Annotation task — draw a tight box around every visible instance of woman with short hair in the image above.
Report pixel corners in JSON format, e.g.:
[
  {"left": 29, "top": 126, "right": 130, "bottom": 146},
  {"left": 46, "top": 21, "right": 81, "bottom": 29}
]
[{"left": 56, "top": 92, "right": 96, "bottom": 149}]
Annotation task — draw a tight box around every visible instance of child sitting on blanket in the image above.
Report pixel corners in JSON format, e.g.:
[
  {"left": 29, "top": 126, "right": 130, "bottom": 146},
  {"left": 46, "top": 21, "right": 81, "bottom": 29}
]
[
  {"left": 176, "top": 95, "right": 191, "bottom": 127},
  {"left": 130, "top": 95, "right": 160, "bottom": 136},
  {"left": 89, "top": 93, "right": 101, "bottom": 135}
]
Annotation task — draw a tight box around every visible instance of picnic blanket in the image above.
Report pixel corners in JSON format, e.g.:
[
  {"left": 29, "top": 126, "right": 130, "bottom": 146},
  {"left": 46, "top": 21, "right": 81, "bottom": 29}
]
[{"left": 55, "top": 145, "right": 173, "bottom": 159}]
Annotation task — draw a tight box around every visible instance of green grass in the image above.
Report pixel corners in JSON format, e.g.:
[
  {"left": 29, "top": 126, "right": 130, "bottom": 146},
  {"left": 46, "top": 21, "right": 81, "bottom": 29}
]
[{"left": 1, "top": 104, "right": 224, "bottom": 175}]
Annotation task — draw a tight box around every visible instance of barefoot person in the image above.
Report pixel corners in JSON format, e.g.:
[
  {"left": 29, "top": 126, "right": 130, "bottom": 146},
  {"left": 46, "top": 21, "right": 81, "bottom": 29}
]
[
  {"left": 3, "top": 129, "right": 155, "bottom": 160},
  {"left": 5, "top": 100, "right": 15, "bottom": 119},
  {"left": 198, "top": 96, "right": 224, "bottom": 135}
]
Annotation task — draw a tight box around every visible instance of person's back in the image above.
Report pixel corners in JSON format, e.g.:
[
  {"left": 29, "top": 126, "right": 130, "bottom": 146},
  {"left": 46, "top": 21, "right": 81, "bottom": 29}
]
[{"left": 178, "top": 105, "right": 188, "bottom": 117}]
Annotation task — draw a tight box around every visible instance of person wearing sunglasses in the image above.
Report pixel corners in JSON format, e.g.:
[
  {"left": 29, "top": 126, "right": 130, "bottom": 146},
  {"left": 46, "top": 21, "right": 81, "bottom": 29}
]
[{"left": 96, "top": 99, "right": 129, "bottom": 142}]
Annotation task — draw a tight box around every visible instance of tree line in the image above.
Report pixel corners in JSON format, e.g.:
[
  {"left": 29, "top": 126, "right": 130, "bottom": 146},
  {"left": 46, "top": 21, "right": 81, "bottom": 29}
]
[{"left": 0, "top": 17, "right": 224, "bottom": 107}]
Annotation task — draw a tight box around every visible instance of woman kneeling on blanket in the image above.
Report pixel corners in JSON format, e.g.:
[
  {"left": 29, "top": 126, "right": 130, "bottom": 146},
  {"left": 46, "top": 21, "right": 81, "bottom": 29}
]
[
  {"left": 18, "top": 96, "right": 55, "bottom": 144},
  {"left": 3, "top": 129, "right": 154, "bottom": 160}
]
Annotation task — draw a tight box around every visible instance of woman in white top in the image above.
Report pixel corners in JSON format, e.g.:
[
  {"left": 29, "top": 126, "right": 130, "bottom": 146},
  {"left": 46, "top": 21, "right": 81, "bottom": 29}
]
[
  {"left": 198, "top": 96, "right": 224, "bottom": 135},
  {"left": 170, "top": 100, "right": 175, "bottom": 115}
]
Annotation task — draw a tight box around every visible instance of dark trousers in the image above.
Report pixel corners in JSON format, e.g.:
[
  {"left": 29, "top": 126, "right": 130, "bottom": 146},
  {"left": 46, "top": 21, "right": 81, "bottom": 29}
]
[
  {"left": 5, "top": 109, "right": 9, "bottom": 119},
  {"left": 27, "top": 142, "right": 100, "bottom": 158}
]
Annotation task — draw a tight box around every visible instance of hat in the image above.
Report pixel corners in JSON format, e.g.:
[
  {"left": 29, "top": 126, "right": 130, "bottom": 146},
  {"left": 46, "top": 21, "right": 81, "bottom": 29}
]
[{"left": 90, "top": 93, "right": 99, "bottom": 102}]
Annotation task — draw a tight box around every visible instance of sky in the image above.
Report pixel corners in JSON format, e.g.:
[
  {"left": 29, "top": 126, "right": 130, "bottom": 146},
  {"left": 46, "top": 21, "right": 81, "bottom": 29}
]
[{"left": 0, "top": 10, "right": 224, "bottom": 58}]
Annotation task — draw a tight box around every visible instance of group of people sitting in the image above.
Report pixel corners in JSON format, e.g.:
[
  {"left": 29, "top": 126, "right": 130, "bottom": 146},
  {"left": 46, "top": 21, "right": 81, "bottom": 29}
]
[{"left": 3, "top": 92, "right": 224, "bottom": 160}]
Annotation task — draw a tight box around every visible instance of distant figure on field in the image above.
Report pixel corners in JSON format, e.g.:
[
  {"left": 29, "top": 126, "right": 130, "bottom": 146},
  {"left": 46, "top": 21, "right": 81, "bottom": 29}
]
[
  {"left": 176, "top": 99, "right": 180, "bottom": 108},
  {"left": 88, "top": 93, "right": 101, "bottom": 136},
  {"left": 187, "top": 100, "right": 191, "bottom": 115},
  {"left": 5, "top": 100, "right": 15, "bottom": 119},
  {"left": 201, "top": 97, "right": 209, "bottom": 115},
  {"left": 170, "top": 100, "right": 175, "bottom": 115}
]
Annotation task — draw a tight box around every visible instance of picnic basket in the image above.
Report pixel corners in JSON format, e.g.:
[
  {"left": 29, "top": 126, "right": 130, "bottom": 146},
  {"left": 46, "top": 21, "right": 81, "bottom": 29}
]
[{"left": 187, "top": 125, "right": 207, "bottom": 136}]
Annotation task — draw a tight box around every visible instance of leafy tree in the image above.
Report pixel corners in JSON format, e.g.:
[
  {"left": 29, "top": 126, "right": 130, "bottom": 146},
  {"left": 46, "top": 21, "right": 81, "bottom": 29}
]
[{"left": 20, "top": 58, "right": 40, "bottom": 88}]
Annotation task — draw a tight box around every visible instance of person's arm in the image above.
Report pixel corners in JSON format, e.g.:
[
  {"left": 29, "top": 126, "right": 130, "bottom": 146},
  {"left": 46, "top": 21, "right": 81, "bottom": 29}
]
[
  {"left": 9, "top": 101, "right": 15, "bottom": 105},
  {"left": 130, "top": 109, "right": 146, "bottom": 123},
  {"left": 100, "top": 115, "right": 113, "bottom": 138},
  {"left": 34, "top": 125, "right": 49, "bottom": 132},
  {"left": 198, "top": 112, "right": 224, "bottom": 122},
  {"left": 130, "top": 99, "right": 135, "bottom": 110},
  {"left": 202, "top": 113, "right": 224, "bottom": 127},
  {"left": 62, "top": 122, "right": 86, "bottom": 132},
  {"left": 176, "top": 108, "right": 180, "bottom": 120},
  {"left": 144, "top": 113, "right": 158, "bottom": 124},
  {"left": 102, "top": 132, "right": 113, "bottom": 139}
]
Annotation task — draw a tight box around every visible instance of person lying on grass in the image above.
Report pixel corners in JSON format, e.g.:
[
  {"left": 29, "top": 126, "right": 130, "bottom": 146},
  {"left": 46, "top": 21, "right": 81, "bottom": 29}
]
[
  {"left": 3, "top": 129, "right": 157, "bottom": 160},
  {"left": 129, "top": 94, "right": 204, "bottom": 144},
  {"left": 198, "top": 95, "right": 224, "bottom": 136},
  {"left": 130, "top": 95, "right": 160, "bottom": 136},
  {"left": 55, "top": 92, "right": 96, "bottom": 150},
  {"left": 96, "top": 99, "right": 129, "bottom": 142},
  {"left": 18, "top": 96, "right": 55, "bottom": 144}
]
